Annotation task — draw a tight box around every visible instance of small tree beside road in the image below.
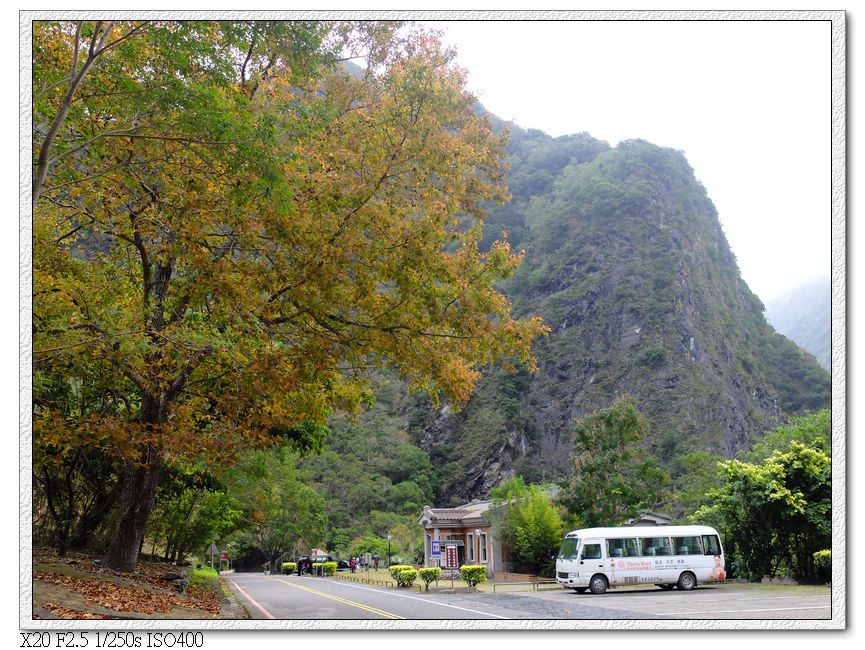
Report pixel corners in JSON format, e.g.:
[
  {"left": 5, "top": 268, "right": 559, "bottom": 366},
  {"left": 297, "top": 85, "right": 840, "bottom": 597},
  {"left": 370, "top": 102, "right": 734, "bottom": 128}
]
[{"left": 490, "top": 477, "right": 563, "bottom": 577}]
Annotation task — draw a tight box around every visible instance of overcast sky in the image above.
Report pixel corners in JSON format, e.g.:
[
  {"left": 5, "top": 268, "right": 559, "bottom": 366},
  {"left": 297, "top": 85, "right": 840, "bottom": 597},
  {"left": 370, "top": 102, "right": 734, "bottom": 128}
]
[{"left": 427, "top": 18, "right": 832, "bottom": 304}]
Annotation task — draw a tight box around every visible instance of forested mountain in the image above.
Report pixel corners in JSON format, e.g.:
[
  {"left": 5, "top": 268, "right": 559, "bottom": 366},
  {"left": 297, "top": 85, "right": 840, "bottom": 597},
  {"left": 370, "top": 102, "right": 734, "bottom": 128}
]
[
  {"left": 398, "top": 122, "right": 830, "bottom": 502},
  {"left": 766, "top": 278, "right": 831, "bottom": 372}
]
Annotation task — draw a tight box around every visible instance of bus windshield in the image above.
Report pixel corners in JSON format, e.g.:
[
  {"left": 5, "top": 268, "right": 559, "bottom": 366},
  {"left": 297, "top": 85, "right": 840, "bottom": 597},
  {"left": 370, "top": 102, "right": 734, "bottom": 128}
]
[{"left": 558, "top": 538, "right": 581, "bottom": 560}]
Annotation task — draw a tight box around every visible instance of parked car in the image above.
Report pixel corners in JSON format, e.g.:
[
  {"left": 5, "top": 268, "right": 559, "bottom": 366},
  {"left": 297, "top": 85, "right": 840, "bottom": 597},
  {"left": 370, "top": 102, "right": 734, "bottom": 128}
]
[{"left": 310, "top": 555, "right": 350, "bottom": 570}]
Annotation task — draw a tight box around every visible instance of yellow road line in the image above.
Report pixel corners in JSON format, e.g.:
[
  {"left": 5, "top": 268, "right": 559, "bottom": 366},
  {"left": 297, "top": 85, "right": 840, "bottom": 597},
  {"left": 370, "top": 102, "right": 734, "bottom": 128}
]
[{"left": 266, "top": 576, "right": 405, "bottom": 619}]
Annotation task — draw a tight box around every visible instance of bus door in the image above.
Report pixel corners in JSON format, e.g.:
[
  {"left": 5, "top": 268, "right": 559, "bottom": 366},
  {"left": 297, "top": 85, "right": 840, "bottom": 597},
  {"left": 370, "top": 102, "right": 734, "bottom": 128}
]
[{"left": 578, "top": 539, "right": 604, "bottom": 582}]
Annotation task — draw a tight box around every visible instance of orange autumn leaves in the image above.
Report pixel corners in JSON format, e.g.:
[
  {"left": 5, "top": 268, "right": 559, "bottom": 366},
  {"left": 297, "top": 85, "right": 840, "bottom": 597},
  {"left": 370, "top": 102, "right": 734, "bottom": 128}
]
[
  {"left": 34, "top": 571, "right": 220, "bottom": 616},
  {"left": 32, "top": 21, "right": 548, "bottom": 473}
]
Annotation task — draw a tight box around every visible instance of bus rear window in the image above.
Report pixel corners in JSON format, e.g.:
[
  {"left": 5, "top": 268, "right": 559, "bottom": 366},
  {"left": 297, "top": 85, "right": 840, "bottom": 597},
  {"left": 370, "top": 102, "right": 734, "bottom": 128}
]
[
  {"left": 558, "top": 538, "right": 581, "bottom": 560},
  {"left": 702, "top": 534, "right": 722, "bottom": 555}
]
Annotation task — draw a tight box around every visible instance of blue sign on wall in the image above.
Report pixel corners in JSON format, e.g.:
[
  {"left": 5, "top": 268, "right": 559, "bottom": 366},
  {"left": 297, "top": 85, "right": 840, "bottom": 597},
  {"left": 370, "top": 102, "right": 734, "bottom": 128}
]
[{"left": 431, "top": 541, "right": 441, "bottom": 556}]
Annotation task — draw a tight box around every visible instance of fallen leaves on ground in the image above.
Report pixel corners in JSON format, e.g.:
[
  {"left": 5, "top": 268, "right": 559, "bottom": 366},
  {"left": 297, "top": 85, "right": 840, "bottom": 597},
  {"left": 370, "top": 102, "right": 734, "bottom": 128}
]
[
  {"left": 187, "top": 584, "right": 221, "bottom": 610},
  {"left": 33, "top": 549, "right": 181, "bottom": 590},
  {"left": 34, "top": 571, "right": 219, "bottom": 615},
  {"left": 41, "top": 602, "right": 116, "bottom": 619}
]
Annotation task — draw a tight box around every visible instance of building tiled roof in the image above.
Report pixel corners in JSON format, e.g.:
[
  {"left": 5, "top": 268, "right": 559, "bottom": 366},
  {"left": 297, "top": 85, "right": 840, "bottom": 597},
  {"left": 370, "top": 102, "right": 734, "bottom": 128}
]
[
  {"left": 430, "top": 508, "right": 473, "bottom": 520},
  {"left": 419, "top": 500, "right": 494, "bottom": 524}
]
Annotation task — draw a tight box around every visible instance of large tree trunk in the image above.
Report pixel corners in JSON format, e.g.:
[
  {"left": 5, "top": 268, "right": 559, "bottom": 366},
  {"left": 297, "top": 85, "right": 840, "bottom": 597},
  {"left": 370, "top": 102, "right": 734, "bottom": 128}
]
[{"left": 103, "top": 444, "right": 162, "bottom": 572}]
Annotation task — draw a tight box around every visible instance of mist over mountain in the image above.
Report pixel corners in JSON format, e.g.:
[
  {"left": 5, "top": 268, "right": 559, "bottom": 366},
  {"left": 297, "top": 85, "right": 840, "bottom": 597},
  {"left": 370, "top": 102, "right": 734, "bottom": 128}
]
[{"left": 765, "top": 278, "right": 831, "bottom": 372}]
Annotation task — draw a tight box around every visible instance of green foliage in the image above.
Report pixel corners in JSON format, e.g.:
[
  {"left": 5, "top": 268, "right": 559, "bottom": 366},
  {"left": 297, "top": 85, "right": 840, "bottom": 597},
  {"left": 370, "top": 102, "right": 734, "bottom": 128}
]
[
  {"left": 813, "top": 550, "right": 831, "bottom": 583},
  {"left": 419, "top": 566, "right": 442, "bottom": 591},
  {"left": 229, "top": 446, "right": 327, "bottom": 570},
  {"left": 326, "top": 529, "right": 352, "bottom": 556},
  {"left": 693, "top": 412, "right": 831, "bottom": 582},
  {"left": 671, "top": 450, "right": 725, "bottom": 518},
  {"left": 491, "top": 477, "right": 562, "bottom": 577},
  {"left": 322, "top": 561, "right": 338, "bottom": 576},
  {"left": 560, "top": 398, "right": 671, "bottom": 527},
  {"left": 459, "top": 565, "right": 487, "bottom": 587},
  {"left": 388, "top": 564, "right": 417, "bottom": 587},
  {"left": 298, "top": 377, "right": 439, "bottom": 547},
  {"left": 636, "top": 346, "right": 668, "bottom": 370},
  {"left": 387, "top": 480, "right": 425, "bottom": 516},
  {"left": 351, "top": 535, "right": 388, "bottom": 558},
  {"left": 282, "top": 562, "right": 297, "bottom": 575},
  {"left": 188, "top": 565, "right": 220, "bottom": 592},
  {"left": 145, "top": 465, "right": 241, "bottom": 563},
  {"left": 743, "top": 409, "right": 831, "bottom": 461}
]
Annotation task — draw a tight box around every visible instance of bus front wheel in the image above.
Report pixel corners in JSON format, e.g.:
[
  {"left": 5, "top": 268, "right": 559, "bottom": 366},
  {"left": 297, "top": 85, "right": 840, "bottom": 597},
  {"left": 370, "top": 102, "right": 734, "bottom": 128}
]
[
  {"left": 677, "top": 572, "right": 697, "bottom": 591},
  {"left": 589, "top": 575, "right": 608, "bottom": 594}
]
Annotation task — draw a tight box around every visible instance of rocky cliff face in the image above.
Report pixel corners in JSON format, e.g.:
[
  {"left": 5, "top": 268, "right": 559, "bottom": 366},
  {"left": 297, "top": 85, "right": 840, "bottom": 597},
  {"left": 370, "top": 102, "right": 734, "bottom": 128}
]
[{"left": 406, "top": 132, "right": 830, "bottom": 503}]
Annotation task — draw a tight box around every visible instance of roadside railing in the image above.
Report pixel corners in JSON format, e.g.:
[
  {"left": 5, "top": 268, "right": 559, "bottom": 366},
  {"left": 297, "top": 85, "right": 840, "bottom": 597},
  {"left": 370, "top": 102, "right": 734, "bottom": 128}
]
[{"left": 493, "top": 579, "right": 559, "bottom": 593}]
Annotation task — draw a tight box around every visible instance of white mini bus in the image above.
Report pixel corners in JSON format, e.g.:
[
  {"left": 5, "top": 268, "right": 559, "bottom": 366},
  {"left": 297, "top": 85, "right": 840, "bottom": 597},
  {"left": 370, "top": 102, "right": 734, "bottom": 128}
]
[{"left": 556, "top": 525, "right": 725, "bottom": 594}]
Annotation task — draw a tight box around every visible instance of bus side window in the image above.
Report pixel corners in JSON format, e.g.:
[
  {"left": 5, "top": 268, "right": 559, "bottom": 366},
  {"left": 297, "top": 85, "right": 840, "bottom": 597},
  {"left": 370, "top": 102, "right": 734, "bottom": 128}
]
[
  {"left": 582, "top": 543, "right": 602, "bottom": 560},
  {"left": 673, "top": 536, "right": 703, "bottom": 555},
  {"left": 639, "top": 538, "right": 655, "bottom": 556},
  {"left": 702, "top": 535, "right": 721, "bottom": 555},
  {"left": 607, "top": 538, "right": 637, "bottom": 557}
]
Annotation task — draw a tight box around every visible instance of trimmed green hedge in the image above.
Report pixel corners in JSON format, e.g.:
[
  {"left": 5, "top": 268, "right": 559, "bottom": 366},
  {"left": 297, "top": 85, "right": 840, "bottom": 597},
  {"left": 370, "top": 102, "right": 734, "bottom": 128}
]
[
  {"left": 460, "top": 565, "right": 487, "bottom": 587},
  {"left": 419, "top": 567, "right": 441, "bottom": 591},
  {"left": 813, "top": 549, "right": 831, "bottom": 583},
  {"left": 282, "top": 562, "right": 297, "bottom": 575},
  {"left": 322, "top": 561, "right": 337, "bottom": 576},
  {"left": 388, "top": 564, "right": 417, "bottom": 587}
]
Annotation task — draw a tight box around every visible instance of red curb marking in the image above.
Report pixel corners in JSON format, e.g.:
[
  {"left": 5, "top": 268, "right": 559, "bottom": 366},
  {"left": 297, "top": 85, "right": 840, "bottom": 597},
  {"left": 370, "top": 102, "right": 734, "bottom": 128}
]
[{"left": 227, "top": 578, "right": 276, "bottom": 619}]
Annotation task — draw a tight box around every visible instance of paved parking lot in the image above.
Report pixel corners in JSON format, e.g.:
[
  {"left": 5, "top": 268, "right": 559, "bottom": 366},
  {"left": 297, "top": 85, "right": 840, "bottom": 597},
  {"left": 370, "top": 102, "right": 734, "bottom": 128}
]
[{"left": 506, "top": 581, "right": 833, "bottom": 619}]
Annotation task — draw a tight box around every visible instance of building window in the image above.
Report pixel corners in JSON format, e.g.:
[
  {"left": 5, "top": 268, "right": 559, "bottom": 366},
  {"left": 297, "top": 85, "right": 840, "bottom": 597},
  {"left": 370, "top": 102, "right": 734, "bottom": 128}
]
[
  {"left": 480, "top": 533, "right": 488, "bottom": 563},
  {"left": 467, "top": 533, "right": 475, "bottom": 562}
]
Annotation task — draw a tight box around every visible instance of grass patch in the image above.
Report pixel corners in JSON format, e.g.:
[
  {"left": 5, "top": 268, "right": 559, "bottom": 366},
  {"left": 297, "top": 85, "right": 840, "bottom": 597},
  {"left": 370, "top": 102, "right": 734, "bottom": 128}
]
[{"left": 189, "top": 566, "right": 220, "bottom": 591}]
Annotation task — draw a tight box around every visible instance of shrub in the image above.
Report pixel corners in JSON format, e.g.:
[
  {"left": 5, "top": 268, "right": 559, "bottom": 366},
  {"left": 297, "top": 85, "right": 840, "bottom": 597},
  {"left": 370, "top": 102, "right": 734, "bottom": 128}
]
[
  {"left": 813, "top": 550, "right": 831, "bottom": 583},
  {"left": 419, "top": 566, "right": 441, "bottom": 591},
  {"left": 322, "top": 561, "right": 337, "bottom": 576},
  {"left": 460, "top": 565, "right": 487, "bottom": 588},
  {"left": 636, "top": 346, "right": 667, "bottom": 369},
  {"left": 396, "top": 567, "right": 417, "bottom": 587},
  {"left": 388, "top": 564, "right": 417, "bottom": 587},
  {"left": 388, "top": 564, "right": 413, "bottom": 580},
  {"left": 282, "top": 562, "right": 297, "bottom": 575}
]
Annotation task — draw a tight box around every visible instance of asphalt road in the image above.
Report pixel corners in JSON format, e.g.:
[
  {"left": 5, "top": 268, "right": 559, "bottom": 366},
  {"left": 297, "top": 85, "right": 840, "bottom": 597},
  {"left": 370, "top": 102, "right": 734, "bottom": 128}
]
[
  {"left": 224, "top": 573, "right": 514, "bottom": 620},
  {"left": 224, "top": 573, "right": 832, "bottom": 621}
]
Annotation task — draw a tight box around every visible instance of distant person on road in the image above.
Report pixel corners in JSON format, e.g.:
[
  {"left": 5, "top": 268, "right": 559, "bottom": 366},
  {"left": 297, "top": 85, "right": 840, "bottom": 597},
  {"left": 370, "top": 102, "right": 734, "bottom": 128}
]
[{"left": 350, "top": 557, "right": 357, "bottom": 573}]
